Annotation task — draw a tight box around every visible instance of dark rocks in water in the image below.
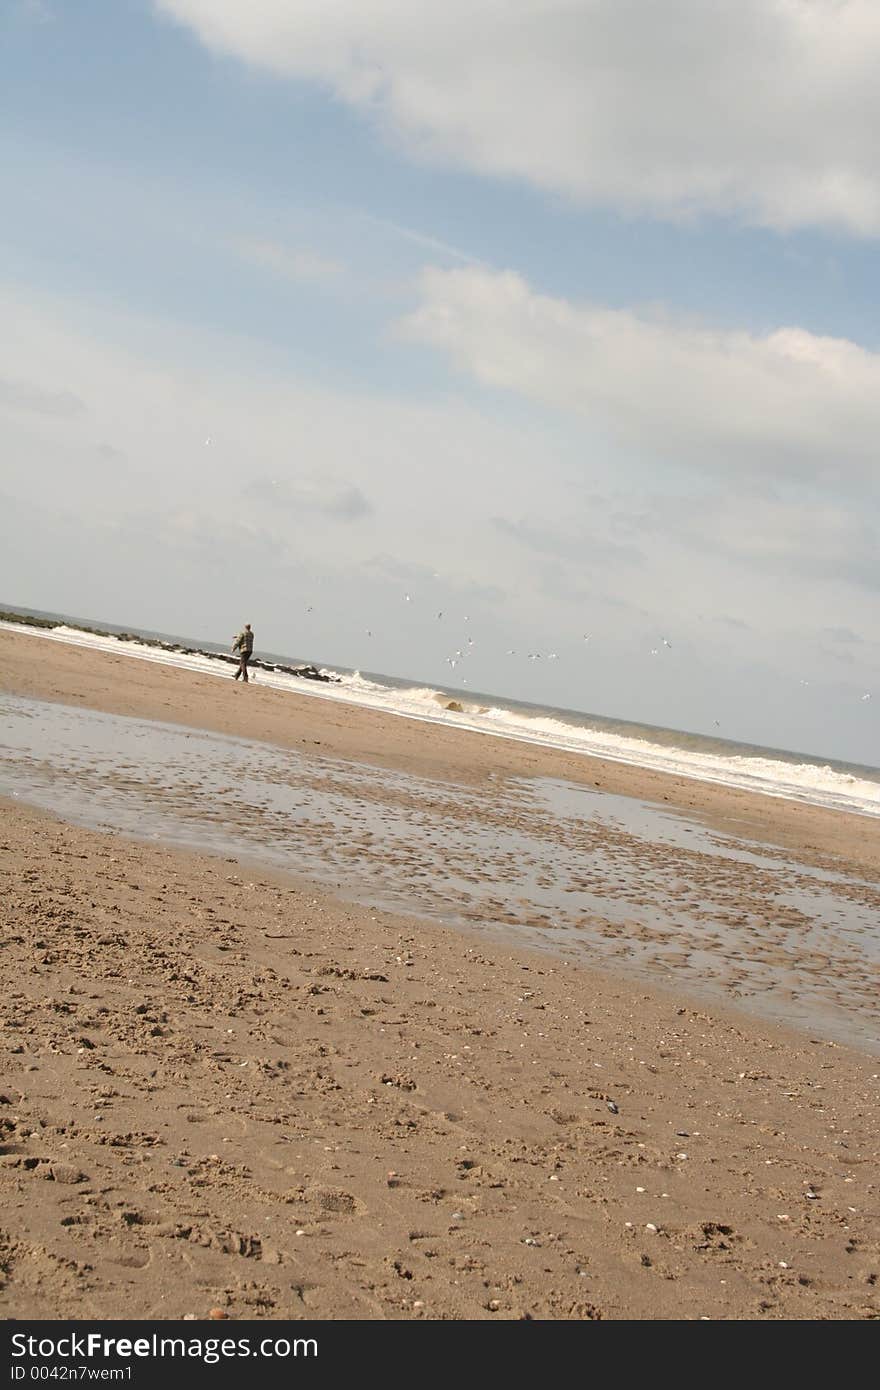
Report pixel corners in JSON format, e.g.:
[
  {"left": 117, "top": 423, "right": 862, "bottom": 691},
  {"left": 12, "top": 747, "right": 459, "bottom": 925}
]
[
  {"left": 0, "top": 610, "right": 59, "bottom": 631},
  {"left": 295, "top": 663, "right": 337, "bottom": 683},
  {"left": 253, "top": 659, "right": 336, "bottom": 683},
  {"left": 2, "top": 609, "right": 339, "bottom": 683}
]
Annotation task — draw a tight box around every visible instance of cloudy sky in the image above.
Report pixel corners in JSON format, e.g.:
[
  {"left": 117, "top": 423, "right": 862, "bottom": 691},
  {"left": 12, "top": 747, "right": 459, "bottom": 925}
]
[{"left": 2, "top": 0, "right": 879, "bottom": 763}]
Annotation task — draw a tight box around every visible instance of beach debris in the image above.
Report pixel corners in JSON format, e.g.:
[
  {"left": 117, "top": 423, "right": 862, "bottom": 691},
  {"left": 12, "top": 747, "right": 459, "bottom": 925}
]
[
  {"left": 208, "top": 1309, "right": 230, "bottom": 1320},
  {"left": 606, "top": 1100, "right": 619, "bottom": 1114}
]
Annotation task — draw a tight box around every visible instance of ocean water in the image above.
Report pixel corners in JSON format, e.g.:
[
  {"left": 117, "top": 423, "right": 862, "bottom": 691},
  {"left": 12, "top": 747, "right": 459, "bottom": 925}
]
[{"left": 4, "top": 615, "right": 880, "bottom": 817}]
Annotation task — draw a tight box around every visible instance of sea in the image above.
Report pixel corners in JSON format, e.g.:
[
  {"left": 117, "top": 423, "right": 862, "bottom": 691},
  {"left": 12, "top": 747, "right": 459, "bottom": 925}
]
[{"left": 3, "top": 606, "right": 880, "bottom": 819}]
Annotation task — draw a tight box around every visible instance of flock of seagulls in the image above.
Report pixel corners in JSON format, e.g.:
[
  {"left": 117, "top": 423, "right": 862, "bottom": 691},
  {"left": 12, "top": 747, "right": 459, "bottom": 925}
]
[
  {"left": 207, "top": 433, "right": 873, "bottom": 711},
  {"left": 292, "top": 589, "right": 874, "bottom": 714}
]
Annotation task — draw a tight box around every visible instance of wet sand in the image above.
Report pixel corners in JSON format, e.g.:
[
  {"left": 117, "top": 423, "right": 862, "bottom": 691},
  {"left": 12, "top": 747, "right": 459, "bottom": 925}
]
[
  {"left": 4, "top": 693, "right": 880, "bottom": 1052},
  {"left": 1, "top": 627, "right": 879, "bottom": 1319},
  {"left": 3, "top": 625, "right": 879, "bottom": 875}
]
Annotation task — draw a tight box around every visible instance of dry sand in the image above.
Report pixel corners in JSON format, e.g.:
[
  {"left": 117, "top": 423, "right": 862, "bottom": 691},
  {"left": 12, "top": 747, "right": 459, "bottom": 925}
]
[{"left": 1, "top": 627, "right": 879, "bottom": 1319}]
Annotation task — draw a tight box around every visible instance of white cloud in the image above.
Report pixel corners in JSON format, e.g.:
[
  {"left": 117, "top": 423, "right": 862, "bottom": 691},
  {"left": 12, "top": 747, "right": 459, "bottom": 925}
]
[
  {"left": 625, "top": 491, "right": 880, "bottom": 591},
  {"left": 0, "top": 375, "right": 85, "bottom": 418},
  {"left": 399, "top": 266, "right": 880, "bottom": 479},
  {"left": 0, "top": 282, "right": 560, "bottom": 596},
  {"left": 155, "top": 0, "right": 880, "bottom": 234},
  {"left": 245, "top": 475, "right": 372, "bottom": 521}
]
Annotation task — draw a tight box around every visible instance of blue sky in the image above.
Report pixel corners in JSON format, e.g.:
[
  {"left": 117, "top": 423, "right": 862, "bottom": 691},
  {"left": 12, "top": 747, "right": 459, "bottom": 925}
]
[{"left": 2, "top": 0, "right": 880, "bottom": 762}]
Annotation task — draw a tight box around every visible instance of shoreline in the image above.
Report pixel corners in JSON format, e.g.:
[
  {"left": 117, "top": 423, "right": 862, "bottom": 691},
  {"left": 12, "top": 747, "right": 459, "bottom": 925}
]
[
  {"left": 3, "top": 627, "right": 879, "bottom": 877},
  {"left": 4, "top": 617, "right": 879, "bottom": 822}
]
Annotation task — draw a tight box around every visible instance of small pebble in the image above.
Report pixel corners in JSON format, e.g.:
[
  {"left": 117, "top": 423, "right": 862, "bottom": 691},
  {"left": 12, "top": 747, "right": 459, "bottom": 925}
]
[{"left": 208, "top": 1309, "right": 229, "bottom": 1320}]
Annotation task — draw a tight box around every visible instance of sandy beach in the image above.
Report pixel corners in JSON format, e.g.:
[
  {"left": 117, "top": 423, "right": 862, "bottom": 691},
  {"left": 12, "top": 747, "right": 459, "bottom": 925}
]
[{"left": 2, "top": 627, "right": 879, "bottom": 1320}]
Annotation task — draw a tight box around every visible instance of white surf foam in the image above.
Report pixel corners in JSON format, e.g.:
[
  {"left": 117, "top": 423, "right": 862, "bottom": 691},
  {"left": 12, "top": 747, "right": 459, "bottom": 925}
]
[{"left": 5, "top": 620, "right": 880, "bottom": 818}]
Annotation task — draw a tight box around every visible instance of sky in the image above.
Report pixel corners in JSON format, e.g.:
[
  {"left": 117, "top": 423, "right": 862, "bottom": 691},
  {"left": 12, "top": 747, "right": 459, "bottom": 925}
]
[{"left": 2, "top": 0, "right": 879, "bottom": 764}]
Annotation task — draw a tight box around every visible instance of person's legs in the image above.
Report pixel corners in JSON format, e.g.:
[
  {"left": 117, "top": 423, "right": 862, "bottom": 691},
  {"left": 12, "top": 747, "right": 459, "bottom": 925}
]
[{"left": 241, "top": 653, "right": 250, "bottom": 683}]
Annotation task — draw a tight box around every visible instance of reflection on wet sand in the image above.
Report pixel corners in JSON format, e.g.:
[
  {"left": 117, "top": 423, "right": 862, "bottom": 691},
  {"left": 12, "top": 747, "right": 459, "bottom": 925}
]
[{"left": 3, "top": 694, "right": 879, "bottom": 1051}]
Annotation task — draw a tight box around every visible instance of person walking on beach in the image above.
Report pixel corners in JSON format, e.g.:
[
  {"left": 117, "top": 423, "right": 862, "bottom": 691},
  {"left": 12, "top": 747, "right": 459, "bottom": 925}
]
[{"left": 232, "top": 623, "right": 254, "bottom": 682}]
